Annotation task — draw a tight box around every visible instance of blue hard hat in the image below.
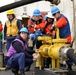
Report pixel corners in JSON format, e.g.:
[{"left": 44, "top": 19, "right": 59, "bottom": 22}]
[
  {"left": 20, "top": 27, "right": 28, "bottom": 33},
  {"left": 33, "top": 9, "right": 41, "bottom": 16},
  {"left": 51, "top": 7, "right": 60, "bottom": 15}
]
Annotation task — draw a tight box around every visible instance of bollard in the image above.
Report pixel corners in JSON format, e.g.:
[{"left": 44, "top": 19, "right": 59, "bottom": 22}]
[{"left": 0, "top": 52, "right": 4, "bottom": 68}]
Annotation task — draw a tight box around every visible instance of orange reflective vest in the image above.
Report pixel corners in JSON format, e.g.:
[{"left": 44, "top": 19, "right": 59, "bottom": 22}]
[
  {"left": 28, "top": 19, "right": 46, "bottom": 33},
  {"left": 44, "top": 23, "right": 55, "bottom": 36}
]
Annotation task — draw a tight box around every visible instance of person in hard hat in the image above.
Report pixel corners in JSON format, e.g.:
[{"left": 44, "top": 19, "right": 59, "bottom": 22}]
[
  {"left": 28, "top": 9, "right": 46, "bottom": 49},
  {"left": 4, "top": 27, "right": 40, "bottom": 75},
  {"left": 27, "top": 9, "right": 46, "bottom": 71},
  {"left": 51, "top": 6, "right": 72, "bottom": 70},
  {"left": 44, "top": 12, "right": 55, "bottom": 68},
  {"left": 0, "top": 21, "right": 3, "bottom": 52},
  {"left": 44, "top": 12, "right": 55, "bottom": 38},
  {"left": 51, "top": 6, "right": 71, "bottom": 43},
  {"left": 43, "top": 12, "right": 55, "bottom": 68},
  {"left": 28, "top": 9, "right": 46, "bottom": 33},
  {"left": 4, "top": 9, "right": 22, "bottom": 51}
]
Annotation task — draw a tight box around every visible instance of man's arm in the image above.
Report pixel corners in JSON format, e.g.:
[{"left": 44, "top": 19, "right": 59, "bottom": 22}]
[
  {"left": 55, "top": 17, "right": 66, "bottom": 28},
  {"left": 27, "top": 49, "right": 35, "bottom": 55},
  {"left": 17, "top": 19, "right": 22, "bottom": 30},
  {"left": 12, "top": 41, "right": 33, "bottom": 58}
]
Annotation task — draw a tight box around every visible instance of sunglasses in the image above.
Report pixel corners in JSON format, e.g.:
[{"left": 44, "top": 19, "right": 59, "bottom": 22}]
[{"left": 52, "top": 13, "right": 56, "bottom": 16}]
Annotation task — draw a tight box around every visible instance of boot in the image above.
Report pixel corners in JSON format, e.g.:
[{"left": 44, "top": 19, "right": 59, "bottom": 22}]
[
  {"left": 44, "top": 58, "right": 49, "bottom": 68},
  {"left": 67, "top": 65, "right": 72, "bottom": 70},
  {"left": 66, "top": 60, "right": 73, "bottom": 70},
  {"left": 25, "top": 66, "right": 30, "bottom": 72},
  {"left": 5, "top": 65, "right": 11, "bottom": 71},
  {"left": 20, "top": 70, "right": 25, "bottom": 75},
  {"left": 11, "top": 68, "right": 20, "bottom": 75}
]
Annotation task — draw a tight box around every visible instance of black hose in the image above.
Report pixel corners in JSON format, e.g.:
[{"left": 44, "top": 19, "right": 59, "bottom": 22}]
[{"left": 67, "top": 48, "right": 76, "bottom": 65}]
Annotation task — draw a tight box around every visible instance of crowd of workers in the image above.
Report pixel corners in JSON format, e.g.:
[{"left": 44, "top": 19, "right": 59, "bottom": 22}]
[{"left": 0, "top": 6, "right": 72, "bottom": 75}]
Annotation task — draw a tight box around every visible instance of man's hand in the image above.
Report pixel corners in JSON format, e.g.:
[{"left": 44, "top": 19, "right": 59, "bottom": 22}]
[
  {"left": 33, "top": 53, "right": 41, "bottom": 60},
  {"left": 35, "top": 49, "right": 39, "bottom": 53},
  {"left": 46, "top": 32, "right": 50, "bottom": 36},
  {"left": 27, "top": 25, "right": 34, "bottom": 28},
  {"left": 31, "top": 25, "right": 34, "bottom": 27}
]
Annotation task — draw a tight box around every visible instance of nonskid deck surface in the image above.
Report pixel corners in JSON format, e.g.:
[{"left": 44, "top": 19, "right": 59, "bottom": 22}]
[
  {"left": 0, "top": 62, "right": 76, "bottom": 75},
  {"left": 0, "top": 62, "right": 35, "bottom": 75}
]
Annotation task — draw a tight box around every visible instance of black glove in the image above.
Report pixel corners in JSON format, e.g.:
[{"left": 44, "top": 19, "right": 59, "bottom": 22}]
[{"left": 51, "top": 24, "right": 55, "bottom": 32}]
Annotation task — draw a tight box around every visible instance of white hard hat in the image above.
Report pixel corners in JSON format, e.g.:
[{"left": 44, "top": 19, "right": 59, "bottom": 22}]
[
  {"left": 17, "top": 16, "right": 22, "bottom": 20},
  {"left": 46, "top": 12, "right": 54, "bottom": 18}
]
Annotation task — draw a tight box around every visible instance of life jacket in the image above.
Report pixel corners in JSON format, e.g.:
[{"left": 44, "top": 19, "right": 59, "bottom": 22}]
[
  {"left": 57, "top": 14, "right": 71, "bottom": 38},
  {"left": 28, "top": 18, "right": 46, "bottom": 33},
  {"left": 44, "top": 22, "right": 55, "bottom": 36},
  {"left": 7, "top": 39, "right": 28, "bottom": 57},
  {"left": 28, "top": 18, "right": 35, "bottom": 33},
  {"left": 6, "top": 18, "right": 19, "bottom": 36},
  {"left": 0, "top": 23, "right": 3, "bottom": 32}
]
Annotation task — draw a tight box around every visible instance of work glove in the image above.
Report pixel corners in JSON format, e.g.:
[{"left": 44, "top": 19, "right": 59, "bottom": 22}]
[
  {"left": 29, "top": 34, "right": 36, "bottom": 40},
  {"left": 35, "top": 30, "right": 42, "bottom": 36},
  {"left": 33, "top": 53, "right": 41, "bottom": 60}
]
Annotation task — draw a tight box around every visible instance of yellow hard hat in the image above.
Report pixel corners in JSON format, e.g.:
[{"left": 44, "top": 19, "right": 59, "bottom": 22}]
[{"left": 6, "top": 9, "right": 14, "bottom": 14}]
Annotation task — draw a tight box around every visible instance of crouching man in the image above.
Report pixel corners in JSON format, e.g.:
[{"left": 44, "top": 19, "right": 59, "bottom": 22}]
[{"left": 4, "top": 27, "right": 40, "bottom": 75}]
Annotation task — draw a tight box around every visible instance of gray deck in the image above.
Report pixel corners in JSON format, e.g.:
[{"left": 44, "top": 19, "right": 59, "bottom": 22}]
[{"left": 0, "top": 62, "right": 35, "bottom": 75}]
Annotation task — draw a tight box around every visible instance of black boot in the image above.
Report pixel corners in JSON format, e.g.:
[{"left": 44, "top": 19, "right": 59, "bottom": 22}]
[
  {"left": 44, "top": 58, "right": 49, "bottom": 68},
  {"left": 20, "top": 70, "right": 25, "bottom": 75},
  {"left": 25, "top": 66, "right": 30, "bottom": 72},
  {"left": 5, "top": 65, "right": 11, "bottom": 71},
  {"left": 67, "top": 65, "right": 72, "bottom": 70},
  {"left": 11, "top": 68, "right": 20, "bottom": 75}
]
